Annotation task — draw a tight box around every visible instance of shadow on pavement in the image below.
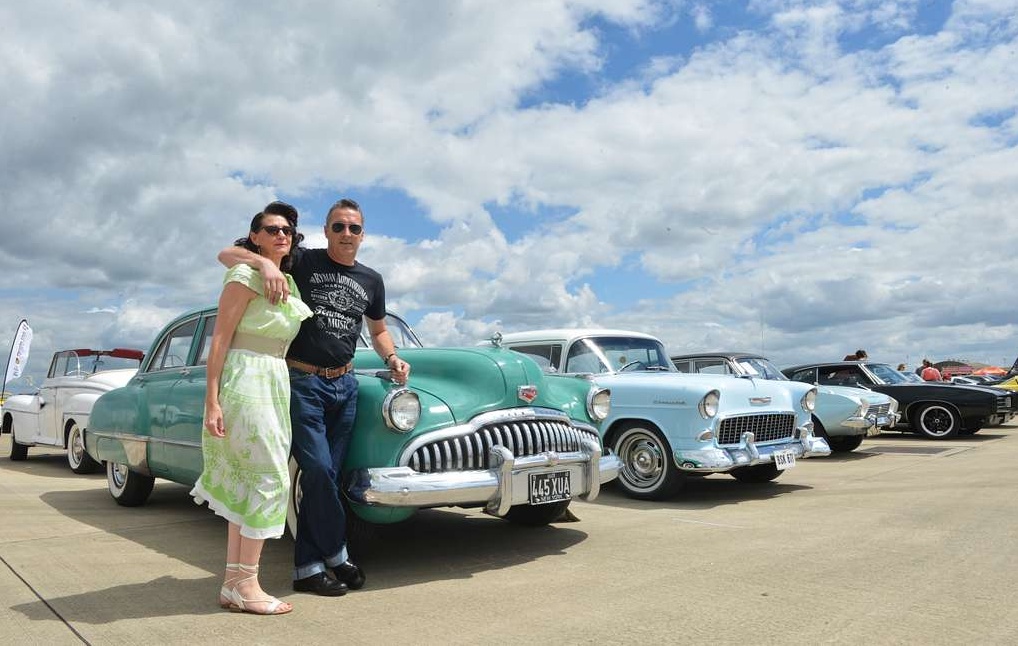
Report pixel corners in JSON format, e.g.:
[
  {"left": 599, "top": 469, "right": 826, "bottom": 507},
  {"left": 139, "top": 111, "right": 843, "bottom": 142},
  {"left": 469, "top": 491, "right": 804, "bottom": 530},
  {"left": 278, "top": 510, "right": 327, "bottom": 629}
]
[
  {"left": 592, "top": 474, "right": 811, "bottom": 511},
  {"left": 0, "top": 450, "right": 106, "bottom": 481},
  {"left": 21, "top": 481, "right": 587, "bottom": 623}
]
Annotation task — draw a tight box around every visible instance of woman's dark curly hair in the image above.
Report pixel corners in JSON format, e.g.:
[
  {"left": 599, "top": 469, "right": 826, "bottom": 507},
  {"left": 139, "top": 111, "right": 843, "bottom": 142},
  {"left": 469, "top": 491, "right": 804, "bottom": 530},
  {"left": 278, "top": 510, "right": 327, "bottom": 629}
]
[{"left": 234, "top": 201, "right": 304, "bottom": 272}]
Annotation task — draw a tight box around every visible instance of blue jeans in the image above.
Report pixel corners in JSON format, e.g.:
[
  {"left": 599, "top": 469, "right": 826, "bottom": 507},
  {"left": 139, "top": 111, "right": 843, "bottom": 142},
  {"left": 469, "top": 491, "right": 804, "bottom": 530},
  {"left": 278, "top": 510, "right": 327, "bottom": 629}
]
[{"left": 288, "top": 369, "right": 358, "bottom": 580}]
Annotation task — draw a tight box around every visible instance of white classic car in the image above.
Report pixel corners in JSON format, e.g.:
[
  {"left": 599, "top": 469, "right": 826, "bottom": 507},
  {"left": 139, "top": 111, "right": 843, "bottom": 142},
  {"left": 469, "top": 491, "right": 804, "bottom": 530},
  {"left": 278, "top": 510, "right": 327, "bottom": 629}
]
[{"left": 3, "top": 348, "right": 144, "bottom": 472}]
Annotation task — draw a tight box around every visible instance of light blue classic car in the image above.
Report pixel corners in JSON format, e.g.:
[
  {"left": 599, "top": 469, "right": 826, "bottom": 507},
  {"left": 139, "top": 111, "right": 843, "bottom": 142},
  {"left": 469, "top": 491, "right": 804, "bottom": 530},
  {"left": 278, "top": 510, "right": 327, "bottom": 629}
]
[
  {"left": 492, "top": 330, "right": 830, "bottom": 500},
  {"left": 671, "top": 352, "right": 900, "bottom": 453}
]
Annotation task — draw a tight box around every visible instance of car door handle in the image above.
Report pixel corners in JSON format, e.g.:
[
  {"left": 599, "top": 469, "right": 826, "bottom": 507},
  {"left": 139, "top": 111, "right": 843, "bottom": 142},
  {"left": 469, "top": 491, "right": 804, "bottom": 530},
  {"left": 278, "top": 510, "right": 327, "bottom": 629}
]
[{"left": 179, "top": 368, "right": 191, "bottom": 377}]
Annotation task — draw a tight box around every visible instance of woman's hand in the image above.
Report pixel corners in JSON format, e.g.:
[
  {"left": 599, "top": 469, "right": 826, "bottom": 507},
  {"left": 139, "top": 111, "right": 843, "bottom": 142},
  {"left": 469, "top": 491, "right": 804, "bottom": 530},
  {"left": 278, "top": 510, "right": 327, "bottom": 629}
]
[{"left": 205, "top": 402, "right": 226, "bottom": 437}]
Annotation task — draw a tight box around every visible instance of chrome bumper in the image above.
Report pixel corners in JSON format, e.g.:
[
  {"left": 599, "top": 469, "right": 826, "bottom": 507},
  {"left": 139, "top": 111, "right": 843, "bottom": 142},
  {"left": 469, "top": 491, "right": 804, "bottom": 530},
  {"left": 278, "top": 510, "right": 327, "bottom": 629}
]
[
  {"left": 347, "top": 439, "right": 622, "bottom": 516},
  {"left": 834, "top": 411, "right": 901, "bottom": 436},
  {"left": 675, "top": 429, "right": 831, "bottom": 473}
]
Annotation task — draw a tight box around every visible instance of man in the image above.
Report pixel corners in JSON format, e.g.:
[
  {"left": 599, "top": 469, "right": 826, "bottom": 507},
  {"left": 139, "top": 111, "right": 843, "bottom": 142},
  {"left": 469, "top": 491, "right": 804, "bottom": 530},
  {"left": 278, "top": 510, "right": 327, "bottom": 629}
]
[{"left": 220, "top": 198, "right": 410, "bottom": 596}]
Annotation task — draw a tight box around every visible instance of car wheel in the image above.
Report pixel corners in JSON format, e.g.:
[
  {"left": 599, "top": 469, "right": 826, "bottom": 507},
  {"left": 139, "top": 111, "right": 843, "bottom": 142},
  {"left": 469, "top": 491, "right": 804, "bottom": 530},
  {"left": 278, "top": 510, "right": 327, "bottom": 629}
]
[
  {"left": 107, "top": 461, "right": 155, "bottom": 506},
  {"left": 286, "top": 461, "right": 375, "bottom": 545},
  {"left": 731, "top": 463, "right": 782, "bottom": 483},
  {"left": 66, "top": 422, "right": 100, "bottom": 474},
  {"left": 612, "top": 423, "right": 684, "bottom": 500},
  {"left": 827, "top": 435, "right": 864, "bottom": 453},
  {"left": 911, "top": 404, "right": 960, "bottom": 439},
  {"left": 9, "top": 435, "right": 29, "bottom": 461},
  {"left": 504, "top": 500, "right": 572, "bottom": 526}
]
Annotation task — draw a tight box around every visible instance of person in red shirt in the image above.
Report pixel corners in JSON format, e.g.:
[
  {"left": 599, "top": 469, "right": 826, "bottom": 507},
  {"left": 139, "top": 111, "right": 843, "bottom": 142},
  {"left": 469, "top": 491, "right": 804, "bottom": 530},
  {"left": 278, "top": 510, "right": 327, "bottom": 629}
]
[{"left": 920, "top": 359, "right": 942, "bottom": 381}]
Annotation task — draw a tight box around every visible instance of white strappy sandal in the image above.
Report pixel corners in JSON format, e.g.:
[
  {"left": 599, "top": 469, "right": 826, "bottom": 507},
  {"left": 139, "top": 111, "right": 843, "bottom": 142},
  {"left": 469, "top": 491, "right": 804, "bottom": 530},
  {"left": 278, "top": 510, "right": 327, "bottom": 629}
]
[
  {"left": 224, "top": 564, "right": 293, "bottom": 615},
  {"left": 219, "top": 563, "right": 240, "bottom": 609}
]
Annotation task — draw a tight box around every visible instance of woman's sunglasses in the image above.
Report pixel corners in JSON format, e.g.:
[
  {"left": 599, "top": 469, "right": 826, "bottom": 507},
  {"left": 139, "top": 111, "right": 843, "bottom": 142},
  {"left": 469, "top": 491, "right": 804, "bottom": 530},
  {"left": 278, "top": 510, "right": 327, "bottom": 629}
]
[
  {"left": 331, "top": 222, "right": 363, "bottom": 235},
  {"left": 260, "top": 225, "right": 295, "bottom": 237}
]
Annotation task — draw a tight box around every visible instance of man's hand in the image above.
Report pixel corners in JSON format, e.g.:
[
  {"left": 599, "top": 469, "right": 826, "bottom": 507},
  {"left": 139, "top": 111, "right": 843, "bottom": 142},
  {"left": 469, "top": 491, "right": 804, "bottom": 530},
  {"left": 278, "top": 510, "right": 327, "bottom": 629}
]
[
  {"left": 261, "top": 262, "right": 289, "bottom": 304},
  {"left": 389, "top": 356, "right": 410, "bottom": 385}
]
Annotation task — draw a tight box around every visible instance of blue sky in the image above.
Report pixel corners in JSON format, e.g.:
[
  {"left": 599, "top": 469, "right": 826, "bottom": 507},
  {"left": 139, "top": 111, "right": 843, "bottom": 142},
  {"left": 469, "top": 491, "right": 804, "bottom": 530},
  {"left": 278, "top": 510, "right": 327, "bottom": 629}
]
[{"left": 2, "top": 0, "right": 1018, "bottom": 389}]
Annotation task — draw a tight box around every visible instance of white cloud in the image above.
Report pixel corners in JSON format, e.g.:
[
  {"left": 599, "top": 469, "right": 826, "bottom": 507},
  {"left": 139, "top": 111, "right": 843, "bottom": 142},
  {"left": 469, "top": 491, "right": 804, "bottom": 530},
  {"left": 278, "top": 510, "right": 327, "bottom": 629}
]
[{"left": 2, "top": 0, "right": 1018, "bottom": 388}]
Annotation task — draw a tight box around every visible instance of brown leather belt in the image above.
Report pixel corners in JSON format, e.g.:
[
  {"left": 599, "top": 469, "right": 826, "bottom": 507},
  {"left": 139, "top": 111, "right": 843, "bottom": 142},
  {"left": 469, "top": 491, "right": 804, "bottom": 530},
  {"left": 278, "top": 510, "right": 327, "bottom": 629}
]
[{"left": 286, "top": 357, "right": 354, "bottom": 378}]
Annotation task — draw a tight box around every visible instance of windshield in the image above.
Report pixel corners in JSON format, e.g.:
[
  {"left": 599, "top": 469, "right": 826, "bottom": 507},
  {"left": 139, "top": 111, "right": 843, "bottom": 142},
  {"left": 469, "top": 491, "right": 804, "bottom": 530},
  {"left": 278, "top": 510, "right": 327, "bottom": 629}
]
[
  {"left": 565, "top": 336, "right": 674, "bottom": 374},
  {"left": 735, "top": 357, "right": 788, "bottom": 380},
  {"left": 357, "top": 313, "right": 424, "bottom": 349},
  {"left": 867, "top": 363, "right": 909, "bottom": 384}
]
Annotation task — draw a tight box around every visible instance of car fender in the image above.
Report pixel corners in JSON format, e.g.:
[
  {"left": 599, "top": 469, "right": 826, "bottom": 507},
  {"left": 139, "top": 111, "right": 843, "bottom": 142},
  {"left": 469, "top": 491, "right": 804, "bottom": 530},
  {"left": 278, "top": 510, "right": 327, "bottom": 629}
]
[{"left": 2, "top": 394, "right": 43, "bottom": 444}]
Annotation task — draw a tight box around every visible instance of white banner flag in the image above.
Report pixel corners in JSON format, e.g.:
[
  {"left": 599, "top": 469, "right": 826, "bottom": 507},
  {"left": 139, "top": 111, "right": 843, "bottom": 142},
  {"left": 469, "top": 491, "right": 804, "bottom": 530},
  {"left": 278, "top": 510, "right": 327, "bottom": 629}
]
[{"left": 4, "top": 319, "right": 33, "bottom": 386}]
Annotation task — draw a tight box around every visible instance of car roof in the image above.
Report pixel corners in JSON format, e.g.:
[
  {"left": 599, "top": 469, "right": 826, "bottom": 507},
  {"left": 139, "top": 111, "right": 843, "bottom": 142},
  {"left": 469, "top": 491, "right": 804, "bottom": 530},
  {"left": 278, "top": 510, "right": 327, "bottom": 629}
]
[{"left": 498, "top": 329, "right": 662, "bottom": 344}]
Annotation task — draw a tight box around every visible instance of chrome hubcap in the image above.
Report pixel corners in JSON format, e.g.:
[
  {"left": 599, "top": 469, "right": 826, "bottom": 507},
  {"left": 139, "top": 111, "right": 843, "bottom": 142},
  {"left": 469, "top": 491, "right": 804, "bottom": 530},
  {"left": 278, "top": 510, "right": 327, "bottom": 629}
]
[
  {"left": 617, "top": 430, "right": 664, "bottom": 491},
  {"left": 69, "top": 427, "right": 83, "bottom": 464}
]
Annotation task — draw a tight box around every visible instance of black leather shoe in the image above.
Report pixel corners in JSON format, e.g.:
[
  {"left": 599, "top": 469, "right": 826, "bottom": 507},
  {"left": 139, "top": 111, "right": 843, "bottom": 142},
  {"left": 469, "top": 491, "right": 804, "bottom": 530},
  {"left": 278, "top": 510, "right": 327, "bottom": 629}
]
[
  {"left": 331, "top": 561, "right": 366, "bottom": 590},
  {"left": 293, "top": 572, "right": 348, "bottom": 596}
]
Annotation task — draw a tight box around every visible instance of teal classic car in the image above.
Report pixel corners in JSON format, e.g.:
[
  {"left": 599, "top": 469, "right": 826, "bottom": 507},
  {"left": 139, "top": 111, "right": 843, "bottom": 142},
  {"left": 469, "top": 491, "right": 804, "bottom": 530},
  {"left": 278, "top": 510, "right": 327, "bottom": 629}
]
[
  {"left": 492, "top": 329, "right": 830, "bottom": 500},
  {"left": 84, "top": 308, "right": 621, "bottom": 530}
]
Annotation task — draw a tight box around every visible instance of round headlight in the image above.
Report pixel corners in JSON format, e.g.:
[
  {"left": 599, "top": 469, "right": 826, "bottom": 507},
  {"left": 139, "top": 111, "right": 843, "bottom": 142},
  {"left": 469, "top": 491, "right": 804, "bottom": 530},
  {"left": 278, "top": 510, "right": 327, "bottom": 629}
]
[
  {"left": 382, "top": 388, "right": 421, "bottom": 433},
  {"left": 587, "top": 387, "right": 610, "bottom": 421},
  {"left": 801, "top": 388, "right": 817, "bottom": 413},
  {"left": 699, "top": 390, "right": 720, "bottom": 419}
]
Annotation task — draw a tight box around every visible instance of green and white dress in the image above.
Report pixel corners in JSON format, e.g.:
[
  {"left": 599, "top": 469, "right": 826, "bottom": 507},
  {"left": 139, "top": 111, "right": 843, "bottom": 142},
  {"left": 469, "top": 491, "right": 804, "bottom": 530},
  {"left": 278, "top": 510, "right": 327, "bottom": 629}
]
[{"left": 191, "top": 264, "right": 312, "bottom": 539}]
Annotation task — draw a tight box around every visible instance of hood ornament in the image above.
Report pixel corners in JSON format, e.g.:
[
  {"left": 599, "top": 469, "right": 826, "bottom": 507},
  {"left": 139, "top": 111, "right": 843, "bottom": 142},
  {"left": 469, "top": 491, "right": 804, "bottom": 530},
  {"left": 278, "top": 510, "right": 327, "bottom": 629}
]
[
  {"left": 490, "top": 331, "right": 503, "bottom": 348},
  {"left": 518, "top": 385, "right": 538, "bottom": 403},
  {"left": 749, "top": 397, "right": 772, "bottom": 405}
]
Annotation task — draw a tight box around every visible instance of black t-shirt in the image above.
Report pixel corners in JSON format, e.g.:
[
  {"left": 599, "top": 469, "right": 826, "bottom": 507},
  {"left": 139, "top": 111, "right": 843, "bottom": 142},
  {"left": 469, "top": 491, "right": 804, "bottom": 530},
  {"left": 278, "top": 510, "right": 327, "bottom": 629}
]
[{"left": 286, "top": 246, "right": 386, "bottom": 366}]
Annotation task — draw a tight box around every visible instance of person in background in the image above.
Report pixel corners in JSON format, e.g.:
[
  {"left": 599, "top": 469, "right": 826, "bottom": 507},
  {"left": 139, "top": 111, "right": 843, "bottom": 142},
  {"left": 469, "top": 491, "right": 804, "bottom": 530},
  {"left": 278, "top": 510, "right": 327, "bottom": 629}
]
[
  {"left": 219, "top": 197, "right": 410, "bottom": 597},
  {"left": 843, "top": 350, "right": 867, "bottom": 361},
  {"left": 192, "top": 202, "right": 312, "bottom": 615},
  {"left": 897, "top": 363, "right": 907, "bottom": 372},
  {"left": 920, "top": 359, "right": 943, "bottom": 382}
]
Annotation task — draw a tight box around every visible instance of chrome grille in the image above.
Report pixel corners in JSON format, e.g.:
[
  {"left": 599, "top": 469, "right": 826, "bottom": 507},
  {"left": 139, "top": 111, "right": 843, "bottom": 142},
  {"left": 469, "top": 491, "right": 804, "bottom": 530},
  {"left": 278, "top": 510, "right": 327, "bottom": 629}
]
[
  {"left": 717, "top": 413, "right": 796, "bottom": 445},
  {"left": 995, "top": 394, "right": 1012, "bottom": 413},
  {"left": 408, "top": 420, "right": 601, "bottom": 473}
]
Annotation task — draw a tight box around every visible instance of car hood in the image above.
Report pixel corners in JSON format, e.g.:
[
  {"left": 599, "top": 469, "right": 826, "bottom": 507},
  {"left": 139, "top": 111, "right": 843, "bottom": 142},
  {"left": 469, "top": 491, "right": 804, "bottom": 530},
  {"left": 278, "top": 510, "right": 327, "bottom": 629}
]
[
  {"left": 819, "top": 384, "right": 892, "bottom": 404},
  {"left": 355, "top": 346, "right": 594, "bottom": 424},
  {"left": 591, "top": 371, "right": 812, "bottom": 415},
  {"left": 877, "top": 382, "right": 998, "bottom": 397}
]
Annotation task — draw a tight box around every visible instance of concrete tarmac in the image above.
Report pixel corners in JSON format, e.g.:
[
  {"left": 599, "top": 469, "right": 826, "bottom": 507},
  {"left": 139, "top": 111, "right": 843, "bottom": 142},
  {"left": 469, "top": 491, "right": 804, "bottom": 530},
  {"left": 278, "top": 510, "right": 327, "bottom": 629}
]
[{"left": 2, "top": 425, "right": 1018, "bottom": 645}]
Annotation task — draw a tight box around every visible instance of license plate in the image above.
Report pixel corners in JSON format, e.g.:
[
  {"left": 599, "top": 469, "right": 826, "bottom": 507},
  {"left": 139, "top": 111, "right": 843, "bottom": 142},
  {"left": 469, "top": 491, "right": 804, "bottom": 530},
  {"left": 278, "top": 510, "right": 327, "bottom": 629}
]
[
  {"left": 773, "top": 449, "right": 796, "bottom": 470},
  {"left": 529, "top": 471, "right": 571, "bottom": 505}
]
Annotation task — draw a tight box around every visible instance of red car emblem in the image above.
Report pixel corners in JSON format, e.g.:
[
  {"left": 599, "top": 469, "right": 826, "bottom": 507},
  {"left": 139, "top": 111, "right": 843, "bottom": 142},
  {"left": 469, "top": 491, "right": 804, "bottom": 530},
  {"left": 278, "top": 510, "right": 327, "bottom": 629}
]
[{"left": 518, "top": 385, "right": 538, "bottom": 403}]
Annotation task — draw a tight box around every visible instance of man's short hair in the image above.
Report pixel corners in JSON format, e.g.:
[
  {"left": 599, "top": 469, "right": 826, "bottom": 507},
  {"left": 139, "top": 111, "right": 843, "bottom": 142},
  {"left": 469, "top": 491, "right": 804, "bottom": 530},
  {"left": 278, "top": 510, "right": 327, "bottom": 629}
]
[{"left": 327, "top": 198, "right": 362, "bottom": 221}]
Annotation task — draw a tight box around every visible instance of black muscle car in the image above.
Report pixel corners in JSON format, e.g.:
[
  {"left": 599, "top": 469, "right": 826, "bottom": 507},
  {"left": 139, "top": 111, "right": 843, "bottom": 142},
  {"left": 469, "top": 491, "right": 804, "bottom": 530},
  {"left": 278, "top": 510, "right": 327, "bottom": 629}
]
[{"left": 782, "top": 361, "right": 1014, "bottom": 440}]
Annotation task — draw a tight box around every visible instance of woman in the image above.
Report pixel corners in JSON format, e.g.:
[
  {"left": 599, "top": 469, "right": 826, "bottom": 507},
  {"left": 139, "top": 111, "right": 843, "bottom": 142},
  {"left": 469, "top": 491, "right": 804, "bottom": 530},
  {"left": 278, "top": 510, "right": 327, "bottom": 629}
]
[{"left": 191, "top": 201, "right": 312, "bottom": 615}]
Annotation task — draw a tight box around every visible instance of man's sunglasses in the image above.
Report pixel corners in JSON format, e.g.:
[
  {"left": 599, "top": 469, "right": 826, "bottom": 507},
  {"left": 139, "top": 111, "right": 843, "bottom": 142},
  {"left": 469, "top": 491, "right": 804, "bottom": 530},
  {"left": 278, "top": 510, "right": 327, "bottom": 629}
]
[
  {"left": 330, "top": 222, "right": 363, "bottom": 235},
  {"left": 260, "top": 225, "right": 295, "bottom": 237}
]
